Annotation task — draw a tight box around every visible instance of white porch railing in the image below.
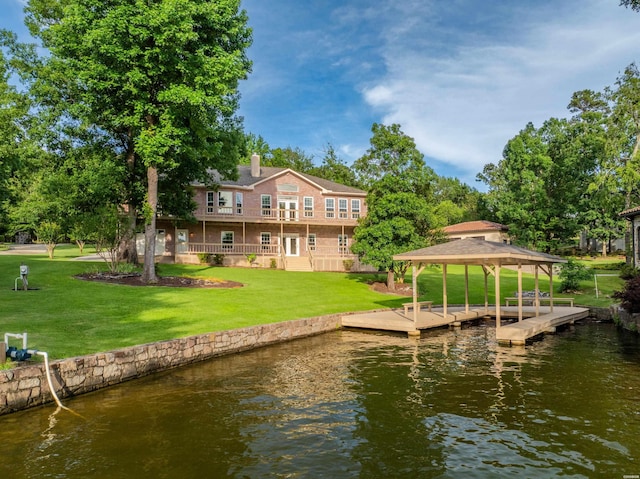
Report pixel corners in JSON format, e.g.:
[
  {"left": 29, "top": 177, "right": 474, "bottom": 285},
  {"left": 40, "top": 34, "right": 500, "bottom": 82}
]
[
  {"left": 199, "top": 207, "right": 361, "bottom": 225},
  {"left": 187, "top": 243, "right": 280, "bottom": 255}
]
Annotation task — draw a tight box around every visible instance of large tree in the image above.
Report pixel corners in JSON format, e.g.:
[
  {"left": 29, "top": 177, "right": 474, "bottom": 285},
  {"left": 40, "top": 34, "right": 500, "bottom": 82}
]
[
  {"left": 23, "top": 0, "right": 252, "bottom": 282},
  {"left": 479, "top": 119, "right": 596, "bottom": 252},
  {"left": 351, "top": 124, "right": 442, "bottom": 289},
  {"left": 0, "top": 35, "right": 33, "bottom": 238}
]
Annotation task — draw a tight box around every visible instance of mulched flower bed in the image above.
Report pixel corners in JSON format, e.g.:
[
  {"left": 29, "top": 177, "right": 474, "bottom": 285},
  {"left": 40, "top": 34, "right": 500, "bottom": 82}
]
[{"left": 75, "top": 272, "right": 243, "bottom": 288}]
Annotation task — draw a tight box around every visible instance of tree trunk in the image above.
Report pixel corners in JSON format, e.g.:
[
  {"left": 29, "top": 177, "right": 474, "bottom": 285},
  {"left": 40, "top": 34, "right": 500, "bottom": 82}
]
[
  {"left": 141, "top": 166, "right": 159, "bottom": 284},
  {"left": 602, "top": 240, "right": 607, "bottom": 257},
  {"left": 118, "top": 206, "right": 139, "bottom": 264},
  {"left": 118, "top": 139, "right": 139, "bottom": 264},
  {"left": 386, "top": 269, "right": 396, "bottom": 291}
]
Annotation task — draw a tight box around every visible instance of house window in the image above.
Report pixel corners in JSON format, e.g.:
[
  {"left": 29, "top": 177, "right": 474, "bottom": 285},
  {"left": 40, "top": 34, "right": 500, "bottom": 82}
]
[
  {"left": 338, "top": 199, "right": 348, "bottom": 219},
  {"left": 325, "top": 198, "right": 335, "bottom": 218},
  {"left": 308, "top": 234, "right": 316, "bottom": 251},
  {"left": 351, "top": 199, "right": 361, "bottom": 219},
  {"left": 304, "top": 197, "right": 314, "bottom": 217},
  {"left": 221, "top": 231, "right": 234, "bottom": 251},
  {"left": 218, "top": 191, "right": 232, "bottom": 214},
  {"left": 261, "top": 232, "right": 271, "bottom": 251},
  {"left": 261, "top": 195, "right": 272, "bottom": 216},
  {"left": 206, "top": 191, "right": 215, "bottom": 214},
  {"left": 236, "top": 192, "right": 243, "bottom": 215},
  {"left": 338, "top": 234, "right": 348, "bottom": 254}
]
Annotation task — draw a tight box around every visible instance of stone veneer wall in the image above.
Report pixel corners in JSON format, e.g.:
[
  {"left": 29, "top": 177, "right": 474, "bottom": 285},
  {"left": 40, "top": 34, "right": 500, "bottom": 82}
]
[{"left": 0, "top": 314, "right": 342, "bottom": 416}]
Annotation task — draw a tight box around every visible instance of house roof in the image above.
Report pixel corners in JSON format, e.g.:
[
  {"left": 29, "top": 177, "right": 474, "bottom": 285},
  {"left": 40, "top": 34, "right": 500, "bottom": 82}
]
[
  {"left": 393, "top": 238, "right": 566, "bottom": 266},
  {"left": 620, "top": 206, "right": 640, "bottom": 218},
  {"left": 205, "top": 166, "right": 366, "bottom": 195},
  {"left": 443, "top": 220, "right": 509, "bottom": 234}
]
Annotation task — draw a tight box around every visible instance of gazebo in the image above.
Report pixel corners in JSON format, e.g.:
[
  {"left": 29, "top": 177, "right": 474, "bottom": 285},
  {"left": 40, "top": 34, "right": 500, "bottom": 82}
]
[{"left": 392, "top": 238, "right": 568, "bottom": 330}]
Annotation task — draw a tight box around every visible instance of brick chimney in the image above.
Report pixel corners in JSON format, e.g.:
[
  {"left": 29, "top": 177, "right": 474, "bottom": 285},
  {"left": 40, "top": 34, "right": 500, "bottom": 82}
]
[{"left": 251, "top": 153, "right": 260, "bottom": 178}]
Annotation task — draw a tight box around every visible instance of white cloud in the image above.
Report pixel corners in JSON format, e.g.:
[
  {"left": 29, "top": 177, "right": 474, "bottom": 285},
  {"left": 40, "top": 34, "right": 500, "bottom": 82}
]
[{"left": 361, "top": 0, "right": 640, "bottom": 176}]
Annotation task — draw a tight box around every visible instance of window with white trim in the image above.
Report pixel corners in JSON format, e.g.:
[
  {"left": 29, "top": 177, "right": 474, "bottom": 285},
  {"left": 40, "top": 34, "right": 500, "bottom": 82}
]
[
  {"left": 206, "top": 191, "right": 215, "bottom": 214},
  {"left": 325, "top": 198, "right": 335, "bottom": 218},
  {"left": 338, "top": 234, "right": 348, "bottom": 254},
  {"left": 304, "top": 197, "right": 314, "bottom": 217},
  {"left": 338, "top": 198, "right": 348, "bottom": 219},
  {"left": 261, "top": 232, "right": 271, "bottom": 251},
  {"left": 221, "top": 231, "right": 234, "bottom": 251},
  {"left": 351, "top": 199, "right": 361, "bottom": 219},
  {"left": 308, "top": 234, "right": 316, "bottom": 251},
  {"left": 261, "top": 195, "right": 272, "bottom": 216},
  {"left": 218, "top": 191, "right": 232, "bottom": 214},
  {"left": 235, "top": 192, "right": 243, "bottom": 215}
]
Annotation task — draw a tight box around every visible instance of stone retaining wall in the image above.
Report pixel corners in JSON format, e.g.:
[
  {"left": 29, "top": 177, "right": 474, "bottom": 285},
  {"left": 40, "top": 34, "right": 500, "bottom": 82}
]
[{"left": 0, "top": 314, "right": 342, "bottom": 416}]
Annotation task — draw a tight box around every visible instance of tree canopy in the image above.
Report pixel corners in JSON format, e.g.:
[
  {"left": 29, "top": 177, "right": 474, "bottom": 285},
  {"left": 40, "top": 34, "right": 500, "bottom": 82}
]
[
  {"left": 20, "top": 0, "right": 252, "bottom": 281},
  {"left": 351, "top": 124, "right": 445, "bottom": 288}
]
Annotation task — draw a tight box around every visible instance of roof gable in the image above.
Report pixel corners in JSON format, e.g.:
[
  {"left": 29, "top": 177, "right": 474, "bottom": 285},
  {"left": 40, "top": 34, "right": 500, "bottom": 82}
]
[{"left": 204, "top": 166, "right": 366, "bottom": 195}]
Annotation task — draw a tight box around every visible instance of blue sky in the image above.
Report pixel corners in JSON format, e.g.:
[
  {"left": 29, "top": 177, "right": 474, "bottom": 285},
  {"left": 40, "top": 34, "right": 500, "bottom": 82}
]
[{"left": 2, "top": 0, "right": 640, "bottom": 188}]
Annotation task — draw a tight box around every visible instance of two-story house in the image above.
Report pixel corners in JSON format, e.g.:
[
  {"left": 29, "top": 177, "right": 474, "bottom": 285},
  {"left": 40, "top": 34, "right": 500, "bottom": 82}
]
[{"left": 151, "top": 154, "right": 373, "bottom": 272}]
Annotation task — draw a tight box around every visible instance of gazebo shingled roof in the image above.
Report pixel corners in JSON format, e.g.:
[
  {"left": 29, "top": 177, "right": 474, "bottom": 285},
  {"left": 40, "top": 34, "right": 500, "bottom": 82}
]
[{"left": 393, "top": 238, "right": 566, "bottom": 266}]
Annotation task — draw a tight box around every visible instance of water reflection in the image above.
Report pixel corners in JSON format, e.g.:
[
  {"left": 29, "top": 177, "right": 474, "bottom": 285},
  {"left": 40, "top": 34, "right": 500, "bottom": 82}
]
[{"left": 0, "top": 323, "right": 638, "bottom": 478}]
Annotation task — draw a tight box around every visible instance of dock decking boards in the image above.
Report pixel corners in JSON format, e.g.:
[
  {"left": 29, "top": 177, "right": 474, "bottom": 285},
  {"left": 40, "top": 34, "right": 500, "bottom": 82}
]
[{"left": 341, "top": 305, "right": 589, "bottom": 343}]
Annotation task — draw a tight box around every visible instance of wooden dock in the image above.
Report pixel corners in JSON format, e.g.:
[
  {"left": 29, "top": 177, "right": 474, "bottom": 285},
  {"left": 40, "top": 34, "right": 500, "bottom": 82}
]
[
  {"left": 495, "top": 306, "right": 589, "bottom": 345},
  {"left": 341, "top": 305, "right": 590, "bottom": 344},
  {"left": 341, "top": 306, "right": 490, "bottom": 336}
]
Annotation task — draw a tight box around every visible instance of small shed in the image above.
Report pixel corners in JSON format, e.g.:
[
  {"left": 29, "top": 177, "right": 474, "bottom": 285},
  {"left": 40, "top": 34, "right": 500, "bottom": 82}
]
[{"left": 393, "top": 238, "right": 567, "bottom": 330}]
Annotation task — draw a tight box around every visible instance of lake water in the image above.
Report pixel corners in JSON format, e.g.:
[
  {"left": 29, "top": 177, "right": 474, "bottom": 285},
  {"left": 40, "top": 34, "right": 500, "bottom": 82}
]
[{"left": 1, "top": 322, "right": 639, "bottom": 478}]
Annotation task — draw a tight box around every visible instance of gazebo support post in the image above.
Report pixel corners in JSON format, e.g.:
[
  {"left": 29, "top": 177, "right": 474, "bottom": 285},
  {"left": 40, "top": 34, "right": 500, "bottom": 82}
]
[
  {"left": 443, "top": 264, "right": 448, "bottom": 319},
  {"left": 535, "top": 266, "right": 540, "bottom": 317},
  {"left": 483, "top": 266, "right": 489, "bottom": 313},
  {"left": 464, "top": 265, "right": 470, "bottom": 313},
  {"left": 495, "top": 264, "right": 501, "bottom": 330},
  {"left": 412, "top": 265, "right": 418, "bottom": 325},
  {"left": 517, "top": 263, "right": 523, "bottom": 322},
  {"left": 548, "top": 263, "right": 554, "bottom": 313}
]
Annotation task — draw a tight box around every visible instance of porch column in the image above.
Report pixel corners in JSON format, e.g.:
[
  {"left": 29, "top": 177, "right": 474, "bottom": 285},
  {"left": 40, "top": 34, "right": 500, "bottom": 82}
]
[{"left": 202, "top": 220, "right": 206, "bottom": 247}]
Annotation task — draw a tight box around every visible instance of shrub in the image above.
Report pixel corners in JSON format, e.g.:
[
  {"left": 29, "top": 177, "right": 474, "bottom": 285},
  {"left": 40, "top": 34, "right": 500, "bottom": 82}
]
[
  {"left": 343, "top": 259, "right": 354, "bottom": 271},
  {"left": 559, "top": 258, "right": 591, "bottom": 293},
  {"left": 196, "top": 253, "right": 212, "bottom": 264},
  {"left": 620, "top": 263, "right": 640, "bottom": 280},
  {"left": 270, "top": 258, "right": 277, "bottom": 269},
  {"left": 213, "top": 254, "right": 225, "bottom": 266},
  {"left": 614, "top": 276, "right": 640, "bottom": 313},
  {"left": 246, "top": 253, "right": 257, "bottom": 264}
]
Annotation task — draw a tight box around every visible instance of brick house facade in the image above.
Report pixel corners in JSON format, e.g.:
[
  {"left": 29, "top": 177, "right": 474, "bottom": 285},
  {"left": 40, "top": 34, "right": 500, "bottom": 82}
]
[{"left": 149, "top": 154, "right": 374, "bottom": 272}]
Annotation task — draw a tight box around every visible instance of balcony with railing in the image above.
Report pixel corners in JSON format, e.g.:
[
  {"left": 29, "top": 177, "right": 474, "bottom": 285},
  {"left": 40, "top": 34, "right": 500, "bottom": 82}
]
[{"left": 197, "top": 206, "right": 362, "bottom": 225}]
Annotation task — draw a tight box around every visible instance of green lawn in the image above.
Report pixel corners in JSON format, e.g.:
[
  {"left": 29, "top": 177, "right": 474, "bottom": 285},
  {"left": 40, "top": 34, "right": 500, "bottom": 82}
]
[{"left": 0, "top": 246, "right": 623, "bottom": 359}]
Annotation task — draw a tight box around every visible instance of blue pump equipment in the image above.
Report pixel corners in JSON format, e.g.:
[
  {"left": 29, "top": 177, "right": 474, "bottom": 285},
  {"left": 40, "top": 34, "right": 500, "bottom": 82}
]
[{"left": 4, "top": 332, "right": 67, "bottom": 410}]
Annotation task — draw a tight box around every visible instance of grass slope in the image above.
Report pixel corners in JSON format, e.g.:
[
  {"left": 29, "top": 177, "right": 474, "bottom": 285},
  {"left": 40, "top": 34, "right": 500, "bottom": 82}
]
[{"left": 0, "top": 246, "right": 622, "bottom": 359}]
